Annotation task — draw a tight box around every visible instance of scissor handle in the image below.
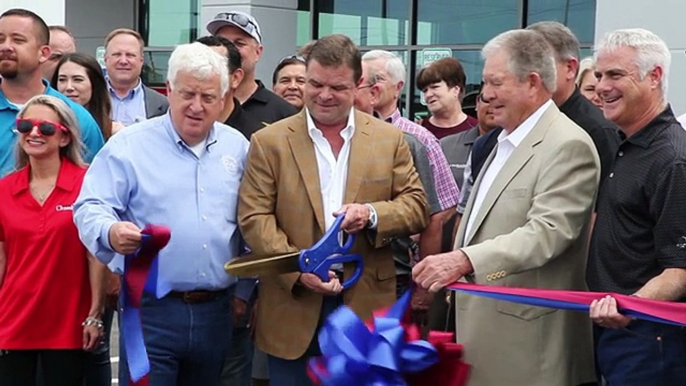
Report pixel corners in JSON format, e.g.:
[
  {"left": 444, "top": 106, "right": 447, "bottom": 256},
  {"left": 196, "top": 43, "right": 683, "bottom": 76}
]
[
  {"left": 307, "top": 253, "right": 364, "bottom": 289},
  {"left": 300, "top": 214, "right": 355, "bottom": 272}
]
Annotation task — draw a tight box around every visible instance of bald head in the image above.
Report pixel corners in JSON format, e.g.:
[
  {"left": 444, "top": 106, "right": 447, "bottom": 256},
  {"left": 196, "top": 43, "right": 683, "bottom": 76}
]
[{"left": 42, "top": 26, "right": 76, "bottom": 79}]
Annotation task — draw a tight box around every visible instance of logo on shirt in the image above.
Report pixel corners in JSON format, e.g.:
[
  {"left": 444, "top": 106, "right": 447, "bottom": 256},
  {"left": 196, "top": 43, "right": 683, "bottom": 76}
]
[
  {"left": 56, "top": 204, "right": 74, "bottom": 212},
  {"left": 221, "top": 155, "right": 240, "bottom": 174}
]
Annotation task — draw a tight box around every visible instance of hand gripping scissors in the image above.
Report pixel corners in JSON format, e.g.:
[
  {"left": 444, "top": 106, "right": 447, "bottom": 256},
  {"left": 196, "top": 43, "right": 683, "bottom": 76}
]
[{"left": 225, "top": 214, "right": 364, "bottom": 289}]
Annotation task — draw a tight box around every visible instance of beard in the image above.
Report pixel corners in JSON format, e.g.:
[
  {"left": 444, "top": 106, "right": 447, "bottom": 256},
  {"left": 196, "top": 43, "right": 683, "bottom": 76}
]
[{"left": 0, "top": 61, "right": 18, "bottom": 79}]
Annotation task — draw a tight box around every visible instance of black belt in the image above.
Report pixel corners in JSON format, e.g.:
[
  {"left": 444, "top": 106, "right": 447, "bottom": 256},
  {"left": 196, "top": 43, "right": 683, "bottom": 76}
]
[{"left": 167, "top": 289, "right": 225, "bottom": 303}]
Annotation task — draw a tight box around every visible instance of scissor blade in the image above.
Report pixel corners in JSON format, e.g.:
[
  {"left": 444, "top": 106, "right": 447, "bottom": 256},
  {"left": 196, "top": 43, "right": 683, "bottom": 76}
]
[{"left": 224, "top": 251, "right": 301, "bottom": 277}]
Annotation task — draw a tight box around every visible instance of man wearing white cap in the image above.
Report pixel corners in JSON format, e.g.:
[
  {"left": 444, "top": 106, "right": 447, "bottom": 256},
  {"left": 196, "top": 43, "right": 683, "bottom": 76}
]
[{"left": 207, "top": 11, "right": 296, "bottom": 127}]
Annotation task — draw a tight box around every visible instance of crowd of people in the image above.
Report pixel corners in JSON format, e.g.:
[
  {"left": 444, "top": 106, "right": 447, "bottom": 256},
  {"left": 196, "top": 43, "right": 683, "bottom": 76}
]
[{"left": 0, "top": 5, "right": 684, "bottom": 386}]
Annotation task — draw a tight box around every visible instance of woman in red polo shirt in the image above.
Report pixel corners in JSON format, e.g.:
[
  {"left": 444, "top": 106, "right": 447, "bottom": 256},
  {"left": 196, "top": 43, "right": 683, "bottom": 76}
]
[{"left": 0, "top": 95, "right": 106, "bottom": 385}]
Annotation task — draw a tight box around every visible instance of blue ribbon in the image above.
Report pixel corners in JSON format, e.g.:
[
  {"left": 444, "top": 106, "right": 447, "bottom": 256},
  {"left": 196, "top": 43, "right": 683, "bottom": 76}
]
[
  {"left": 309, "top": 291, "right": 438, "bottom": 386},
  {"left": 122, "top": 231, "right": 172, "bottom": 383}
]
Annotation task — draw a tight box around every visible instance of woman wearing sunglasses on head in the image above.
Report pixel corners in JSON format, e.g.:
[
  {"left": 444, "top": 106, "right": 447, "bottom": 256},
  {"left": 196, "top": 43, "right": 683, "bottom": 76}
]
[
  {"left": 0, "top": 95, "right": 107, "bottom": 386},
  {"left": 51, "top": 52, "right": 125, "bottom": 140}
]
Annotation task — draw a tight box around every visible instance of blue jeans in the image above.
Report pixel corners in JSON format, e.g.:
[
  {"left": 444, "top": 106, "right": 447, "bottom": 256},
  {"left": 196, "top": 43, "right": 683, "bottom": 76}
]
[
  {"left": 84, "top": 307, "right": 115, "bottom": 386},
  {"left": 119, "top": 290, "right": 233, "bottom": 386},
  {"left": 595, "top": 320, "right": 686, "bottom": 385},
  {"left": 220, "top": 296, "right": 254, "bottom": 386},
  {"left": 268, "top": 295, "right": 343, "bottom": 386}
]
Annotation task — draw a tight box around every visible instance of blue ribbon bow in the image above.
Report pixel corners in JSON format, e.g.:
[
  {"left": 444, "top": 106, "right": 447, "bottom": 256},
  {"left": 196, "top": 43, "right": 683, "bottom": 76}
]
[{"left": 309, "top": 291, "right": 438, "bottom": 385}]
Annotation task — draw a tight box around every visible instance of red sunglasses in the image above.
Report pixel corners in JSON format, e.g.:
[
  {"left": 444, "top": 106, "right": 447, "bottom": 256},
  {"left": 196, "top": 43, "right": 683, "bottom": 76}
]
[{"left": 15, "top": 118, "right": 69, "bottom": 136}]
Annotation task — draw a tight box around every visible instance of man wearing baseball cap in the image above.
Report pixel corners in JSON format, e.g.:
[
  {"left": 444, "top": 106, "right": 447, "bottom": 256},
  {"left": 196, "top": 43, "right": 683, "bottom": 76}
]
[{"left": 207, "top": 11, "right": 296, "bottom": 126}]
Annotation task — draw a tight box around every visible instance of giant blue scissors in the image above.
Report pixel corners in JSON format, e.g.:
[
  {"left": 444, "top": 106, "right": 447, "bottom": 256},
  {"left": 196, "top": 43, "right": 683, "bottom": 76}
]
[{"left": 225, "top": 214, "right": 364, "bottom": 289}]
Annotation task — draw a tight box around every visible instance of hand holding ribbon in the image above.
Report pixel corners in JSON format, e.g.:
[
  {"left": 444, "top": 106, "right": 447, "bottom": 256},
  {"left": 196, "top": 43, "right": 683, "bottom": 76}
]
[{"left": 122, "top": 224, "right": 172, "bottom": 385}]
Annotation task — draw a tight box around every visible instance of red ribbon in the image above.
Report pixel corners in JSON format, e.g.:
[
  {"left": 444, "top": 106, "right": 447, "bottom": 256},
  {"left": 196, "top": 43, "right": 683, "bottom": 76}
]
[{"left": 405, "top": 331, "right": 470, "bottom": 386}]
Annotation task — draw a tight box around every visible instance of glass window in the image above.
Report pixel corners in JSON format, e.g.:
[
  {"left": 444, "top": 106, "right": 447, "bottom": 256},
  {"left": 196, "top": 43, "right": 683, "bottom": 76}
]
[
  {"left": 526, "top": 0, "right": 596, "bottom": 44},
  {"left": 417, "top": 0, "right": 519, "bottom": 45},
  {"left": 296, "top": 0, "right": 311, "bottom": 47},
  {"left": 146, "top": 0, "right": 199, "bottom": 46},
  {"left": 141, "top": 49, "right": 172, "bottom": 88},
  {"left": 317, "top": 0, "right": 410, "bottom": 46},
  {"left": 411, "top": 50, "right": 484, "bottom": 120}
]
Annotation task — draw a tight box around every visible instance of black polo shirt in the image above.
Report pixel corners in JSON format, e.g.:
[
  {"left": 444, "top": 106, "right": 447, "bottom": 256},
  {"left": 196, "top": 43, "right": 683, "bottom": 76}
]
[
  {"left": 587, "top": 105, "right": 686, "bottom": 294},
  {"left": 559, "top": 87, "right": 621, "bottom": 188},
  {"left": 224, "top": 98, "right": 264, "bottom": 140},
  {"left": 241, "top": 80, "right": 298, "bottom": 127}
]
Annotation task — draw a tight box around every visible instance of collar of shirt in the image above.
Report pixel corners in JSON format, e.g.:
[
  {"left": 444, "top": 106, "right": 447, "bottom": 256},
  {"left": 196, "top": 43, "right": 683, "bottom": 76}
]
[
  {"left": 0, "top": 79, "right": 53, "bottom": 111},
  {"left": 11, "top": 158, "right": 81, "bottom": 196},
  {"left": 497, "top": 99, "right": 553, "bottom": 148},
  {"left": 162, "top": 112, "right": 219, "bottom": 154},
  {"left": 245, "top": 79, "right": 269, "bottom": 105},
  {"left": 107, "top": 77, "right": 143, "bottom": 100},
  {"left": 621, "top": 104, "right": 676, "bottom": 148},
  {"left": 305, "top": 107, "right": 356, "bottom": 141},
  {"left": 388, "top": 108, "right": 403, "bottom": 125},
  {"left": 558, "top": 87, "right": 582, "bottom": 116}
]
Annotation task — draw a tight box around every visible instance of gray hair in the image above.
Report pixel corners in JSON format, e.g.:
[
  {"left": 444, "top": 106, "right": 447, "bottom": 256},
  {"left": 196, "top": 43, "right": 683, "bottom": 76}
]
[
  {"left": 526, "top": 21, "right": 580, "bottom": 63},
  {"left": 361, "top": 50, "right": 406, "bottom": 85},
  {"left": 15, "top": 95, "right": 85, "bottom": 170},
  {"left": 482, "top": 29, "right": 557, "bottom": 93},
  {"left": 576, "top": 57, "right": 595, "bottom": 86},
  {"left": 595, "top": 28, "right": 671, "bottom": 96},
  {"left": 167, "top": 42, "right": 229, "bottom": 96}
]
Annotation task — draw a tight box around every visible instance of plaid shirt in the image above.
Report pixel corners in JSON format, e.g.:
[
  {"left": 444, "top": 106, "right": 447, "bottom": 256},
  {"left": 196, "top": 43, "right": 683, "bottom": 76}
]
[{"left": 389, "top": 109, "right": 460, "bottom": 211}]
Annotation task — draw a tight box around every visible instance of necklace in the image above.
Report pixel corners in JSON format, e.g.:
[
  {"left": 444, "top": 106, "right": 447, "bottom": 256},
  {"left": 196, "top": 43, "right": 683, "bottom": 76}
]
[{"left": 30, "top": 183, "right": 55, "bottom": 203}]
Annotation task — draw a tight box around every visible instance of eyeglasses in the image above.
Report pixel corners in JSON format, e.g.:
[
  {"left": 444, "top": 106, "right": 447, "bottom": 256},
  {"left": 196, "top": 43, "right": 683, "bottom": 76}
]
[
  {"left": 48, "top": 52, "right": 64, "bottom": 62},
  {"left": 278, "top": 54, "right": 306, "bottom": 65},
  {"left": 15, "top": 118, "right": 69, "bottom": 136},
  {"left": 215, "top": 12, "right": 262, "bottom": 42}
]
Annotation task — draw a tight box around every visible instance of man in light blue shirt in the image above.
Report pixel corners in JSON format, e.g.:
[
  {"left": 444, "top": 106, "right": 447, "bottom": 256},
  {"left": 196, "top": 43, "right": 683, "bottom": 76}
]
[
  {"left": 0, "top": 9, "right": 104, "bottom": 177},
  {"left": 74, "top": 42, "right": 247, "bottom": 386},
  {"left": 104, "top": 28, "right": 168, "bottom": 127}
]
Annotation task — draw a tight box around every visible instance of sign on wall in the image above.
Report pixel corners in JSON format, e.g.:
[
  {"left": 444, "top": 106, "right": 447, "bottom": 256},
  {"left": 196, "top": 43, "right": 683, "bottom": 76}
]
[{"left": 419, "top": 48, "right": 452, "bottom": 106}]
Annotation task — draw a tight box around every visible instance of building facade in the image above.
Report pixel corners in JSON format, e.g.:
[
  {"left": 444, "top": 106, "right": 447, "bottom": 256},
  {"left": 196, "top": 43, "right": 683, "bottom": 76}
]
[{"left": 5, "top": 0, "right": 686, "bottom": 117}]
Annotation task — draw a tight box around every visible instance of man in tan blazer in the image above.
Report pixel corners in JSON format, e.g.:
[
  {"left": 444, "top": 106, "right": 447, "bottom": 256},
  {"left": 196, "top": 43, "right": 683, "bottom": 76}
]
[
  {"left": 237, "top": 34, "right": 428, "bottom": 386},
  {"left": 413, "top": 29, "right": 600, "bottom": 386}
]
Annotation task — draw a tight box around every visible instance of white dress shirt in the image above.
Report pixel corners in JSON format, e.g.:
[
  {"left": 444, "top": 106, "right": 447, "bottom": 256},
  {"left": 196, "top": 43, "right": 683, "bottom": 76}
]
[
  {"left": 465, "top": 99, "right": 553, "bottom": 240},
  {"left": 305, "top": 108, "right": 356, "bottom": 232}
]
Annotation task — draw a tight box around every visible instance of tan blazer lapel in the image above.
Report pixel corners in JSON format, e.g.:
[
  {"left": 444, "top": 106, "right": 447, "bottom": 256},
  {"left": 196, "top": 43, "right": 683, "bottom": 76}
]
[
  {"left": 463, "top": 104, "right": 557, "bottom": 245},
  {"left": 344, "top": 111, "right": 373, "bottom": 203},
  {"left": 287, "top": 111, "right": 325, "bottom": 234}
]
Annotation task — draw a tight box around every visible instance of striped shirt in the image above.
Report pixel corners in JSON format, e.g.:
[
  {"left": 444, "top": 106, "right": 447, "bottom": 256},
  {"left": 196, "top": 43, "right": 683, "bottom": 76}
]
[{"left": 388, "top": 109, "right": 459, "bottom": 211}]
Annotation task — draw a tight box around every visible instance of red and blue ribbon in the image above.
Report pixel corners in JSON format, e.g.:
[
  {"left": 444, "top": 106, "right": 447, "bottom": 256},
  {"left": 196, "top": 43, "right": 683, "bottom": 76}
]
[
  {"left": 307, "top": 290, "right": 439, "bottom": 385},
  {"left": 446, "top": 282, "right": 686, "bottom": 326},
  {"left": 121, "top": 224, "right": 171, "bottom": 385}
]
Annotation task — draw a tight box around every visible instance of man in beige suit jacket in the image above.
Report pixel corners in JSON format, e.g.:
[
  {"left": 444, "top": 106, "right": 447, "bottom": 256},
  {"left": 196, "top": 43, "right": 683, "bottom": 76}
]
[
  {"left": 413, "top": 30, "right": 600, "bottom": 386},
  {"left": 238, "top": 35, "right": 428, "bottom": 385}
]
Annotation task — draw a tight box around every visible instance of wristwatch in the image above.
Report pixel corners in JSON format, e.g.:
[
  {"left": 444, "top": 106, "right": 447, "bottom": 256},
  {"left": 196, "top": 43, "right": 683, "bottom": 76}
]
[{"left": 364, "top": 203, "right": 377, "bottom": 229}]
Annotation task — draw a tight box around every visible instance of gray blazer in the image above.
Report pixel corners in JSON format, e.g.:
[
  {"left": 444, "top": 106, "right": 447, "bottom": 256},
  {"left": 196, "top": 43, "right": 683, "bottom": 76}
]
[
  {"left": 143, "top": 85, "right": 169, "bottom": 119},
  {"left": 440, "top": 126, "right": 479, "bottom": 188}
]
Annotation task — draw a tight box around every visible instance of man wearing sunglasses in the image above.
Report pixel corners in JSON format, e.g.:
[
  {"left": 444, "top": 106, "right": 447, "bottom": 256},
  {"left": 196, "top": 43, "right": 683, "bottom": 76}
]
[
  {"left": 207, "top": 11, "right": 297, "bottom": 128},
  {"left": 0, "top": 9, "right": 104, "bottom": 177}
]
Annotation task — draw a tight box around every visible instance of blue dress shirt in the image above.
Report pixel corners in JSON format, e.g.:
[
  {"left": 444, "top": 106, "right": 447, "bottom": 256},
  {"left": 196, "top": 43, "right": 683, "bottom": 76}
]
[
  {"left": 74, "top": 112, "right": 251, "bottom": 297},
  {"left": 0, "top": 80, "right": 105, "bottom": 176},
  {"left": 108, "top": 78, "right": 147, "bottom": 126}
]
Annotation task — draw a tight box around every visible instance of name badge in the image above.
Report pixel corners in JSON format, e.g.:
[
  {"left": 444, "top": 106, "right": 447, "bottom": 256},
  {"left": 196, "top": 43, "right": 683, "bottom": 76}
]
[{"left": 56, "top": 204, "right": 74, "bottom": 212}]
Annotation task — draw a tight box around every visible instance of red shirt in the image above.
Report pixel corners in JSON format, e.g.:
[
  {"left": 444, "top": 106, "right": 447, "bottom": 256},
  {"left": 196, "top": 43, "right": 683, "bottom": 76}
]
[
  {"left": 421, "top": 115, "right": 479, "bottom": 139},
  {"left": 0, "top": 160, "right": 91, "bottom": 349}
]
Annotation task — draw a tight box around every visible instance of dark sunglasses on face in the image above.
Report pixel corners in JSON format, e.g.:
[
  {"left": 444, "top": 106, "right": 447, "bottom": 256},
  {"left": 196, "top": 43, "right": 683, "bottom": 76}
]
[
  {"left": 215, "top": 12, "right": 262, "bottom": 42},
  {"left": 15, "top": 118, "right": 69, "bottom": 136}
]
